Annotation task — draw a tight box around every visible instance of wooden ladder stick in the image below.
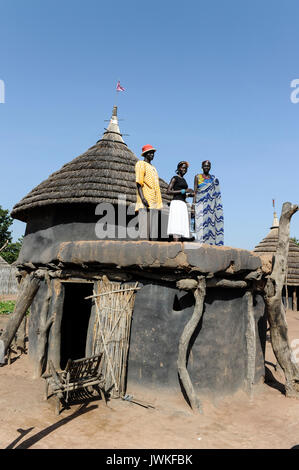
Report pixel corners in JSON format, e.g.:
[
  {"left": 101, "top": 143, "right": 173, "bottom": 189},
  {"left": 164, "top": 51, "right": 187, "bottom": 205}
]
[{"left": 85, "top": 287, "right": 141, "bottom": 299}]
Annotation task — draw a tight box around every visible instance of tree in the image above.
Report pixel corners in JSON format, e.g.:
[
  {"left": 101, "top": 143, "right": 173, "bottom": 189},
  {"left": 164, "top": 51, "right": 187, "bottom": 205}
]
[
  {"left": 291, "top": 237, "right": 299, "bottom": 246},
  {"left": 264, "top": 202, "right": 299, "bottom": 397},
  {"left": 0, "top": 206, "right": 13, "bottom": 247},
  {"left": 0, "top": 205, "right": 23, "bottom": 264}
]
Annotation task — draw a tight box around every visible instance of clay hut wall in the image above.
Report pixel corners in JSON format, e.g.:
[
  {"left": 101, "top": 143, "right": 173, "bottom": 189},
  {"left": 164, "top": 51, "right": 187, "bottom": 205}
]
[{"left": 24, "top": 240, "right": 266, "bottom": 399}]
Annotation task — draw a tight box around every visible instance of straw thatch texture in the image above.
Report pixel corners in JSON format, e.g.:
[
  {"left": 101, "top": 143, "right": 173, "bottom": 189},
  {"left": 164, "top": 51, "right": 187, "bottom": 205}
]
[
  {"left": 91, "top": 276, "right": 138, "bottom": 397},
  {"left": 11, "top": 114, "right": 171, "bottom": 222},
  {"left": 0, "top": 256, "right": 19, "bottom": 295},
  {"left": 254, "top": 226, "right": 299, "bottom": 286}
]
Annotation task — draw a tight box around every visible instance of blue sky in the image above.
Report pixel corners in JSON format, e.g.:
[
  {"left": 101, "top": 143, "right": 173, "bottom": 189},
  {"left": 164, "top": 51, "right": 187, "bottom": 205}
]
[{"left": 1, "top": 0, "right": 299, "bottom": 250}]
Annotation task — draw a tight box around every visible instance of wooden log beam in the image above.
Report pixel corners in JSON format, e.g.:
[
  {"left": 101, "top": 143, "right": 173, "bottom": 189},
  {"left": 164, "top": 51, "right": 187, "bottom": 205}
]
[
  {"left": 206, "top": 278, "right": 247, "bottom": 288},
  {"left": 0, "top": 272, "right": 41, "bottom": 362},
  {"left": 264, "top": 202, "right": 299, "bottom": 397},
  {"left": 176, "top": 276, "right": 206, "bottom": 413}
]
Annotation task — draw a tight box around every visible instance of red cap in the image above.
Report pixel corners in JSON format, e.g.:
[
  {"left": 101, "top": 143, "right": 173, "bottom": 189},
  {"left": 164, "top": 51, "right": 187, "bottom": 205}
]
[{"left": 141, "top": 144, "right": 156, "bottom": 156}]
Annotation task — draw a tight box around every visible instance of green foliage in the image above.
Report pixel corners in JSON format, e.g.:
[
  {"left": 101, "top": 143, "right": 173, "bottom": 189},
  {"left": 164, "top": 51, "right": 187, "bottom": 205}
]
[
  {"left": 291, "top": 237, "right": 299, "bottom": 246},
  {"left": 1, "top": 236, "right": 23, "bottom": 264},
  {"left": 0, "top": 206, "right": 13, "bottom": 247},
  {"left": 0, "top": 205, "right": 23, "bottom": 264},
  {"left": 0, "top": 301, "right": 15, "bottom": 315}
]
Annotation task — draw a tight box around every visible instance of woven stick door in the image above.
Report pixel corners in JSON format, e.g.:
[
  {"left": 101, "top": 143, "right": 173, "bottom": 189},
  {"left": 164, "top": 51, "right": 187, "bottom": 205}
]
[{"left": 92, "top": 276, "right": 138, "bottom": 397}]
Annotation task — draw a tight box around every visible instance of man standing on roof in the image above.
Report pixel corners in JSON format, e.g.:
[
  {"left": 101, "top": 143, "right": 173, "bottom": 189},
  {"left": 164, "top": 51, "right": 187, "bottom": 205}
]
[{"left": 135, "top": 144, "right": 163, "bottom": 240}]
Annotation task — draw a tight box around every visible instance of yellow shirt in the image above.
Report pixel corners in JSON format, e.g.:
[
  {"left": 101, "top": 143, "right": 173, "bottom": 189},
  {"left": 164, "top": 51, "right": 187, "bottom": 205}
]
[{"left": 135, "top": 160, "right": 163, "bottom": 211}]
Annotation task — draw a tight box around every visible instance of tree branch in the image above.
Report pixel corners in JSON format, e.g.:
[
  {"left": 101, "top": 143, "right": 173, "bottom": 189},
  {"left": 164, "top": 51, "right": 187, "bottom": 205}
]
[
  {"left": 176, "top": 276, "right": 206, "bottom": 413},
  {"left": 264, "top": 202, "right": 299, "bottom": 397}
]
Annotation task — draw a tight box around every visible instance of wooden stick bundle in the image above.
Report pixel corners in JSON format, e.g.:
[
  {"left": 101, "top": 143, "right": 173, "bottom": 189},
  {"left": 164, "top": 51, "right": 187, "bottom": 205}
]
[{"left": 91, "top": 276, "right": 138, "bottom": 397}]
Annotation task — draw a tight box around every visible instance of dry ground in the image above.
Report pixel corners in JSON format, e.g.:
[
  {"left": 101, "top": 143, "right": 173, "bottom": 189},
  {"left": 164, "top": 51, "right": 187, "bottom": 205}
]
[{"left": 1, "top": 311, "right": 299, "bottom": 450}]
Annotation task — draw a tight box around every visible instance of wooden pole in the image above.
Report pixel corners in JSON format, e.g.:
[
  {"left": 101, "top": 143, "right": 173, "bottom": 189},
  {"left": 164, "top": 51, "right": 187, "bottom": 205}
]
[
  {"left": 176, "top": 276, "right": 206, "bottom": 413},
  {"left": 0, "top": 272, "right": 41, "bottom": 362},
  {"left": 293, "top": 288, "right": 297, "bottom": 312},
  {"left": 34, "top": 273, "right": 54, "bottom": 378}
]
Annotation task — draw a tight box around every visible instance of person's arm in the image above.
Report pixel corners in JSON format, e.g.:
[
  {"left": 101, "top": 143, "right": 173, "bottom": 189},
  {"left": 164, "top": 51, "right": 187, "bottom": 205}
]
[
  {"left": 167, "top": 177, "right": 194, "bottom": 196},
  {"left": 135, "top": 161, "right": 149, "bottom": 208},
  {"left": 167, "top": 177, "right": 178, "bottom": 195},
  {"left": 136, "top": 183, "right": 149, "bottom": 208},
  {"left": 191, "top": 175, "right": 198, "bottom": 214}
]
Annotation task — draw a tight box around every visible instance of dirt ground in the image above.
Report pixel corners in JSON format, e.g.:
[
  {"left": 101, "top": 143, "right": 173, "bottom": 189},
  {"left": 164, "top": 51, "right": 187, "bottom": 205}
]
[{"left": 1, "top": 311, "right": 299, "bottom": 450}]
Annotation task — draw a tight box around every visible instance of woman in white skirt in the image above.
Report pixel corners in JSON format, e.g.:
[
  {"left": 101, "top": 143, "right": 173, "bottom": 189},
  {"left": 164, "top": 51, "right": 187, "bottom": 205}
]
[{"left": 167, "top": 161, "right": 194, "bottom": 241}]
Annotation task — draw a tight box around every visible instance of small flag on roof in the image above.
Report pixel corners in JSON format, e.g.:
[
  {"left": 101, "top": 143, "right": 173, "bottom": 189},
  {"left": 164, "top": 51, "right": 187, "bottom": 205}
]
[{"left": 116, "top": 81, "right": 125, "bottom": 92}]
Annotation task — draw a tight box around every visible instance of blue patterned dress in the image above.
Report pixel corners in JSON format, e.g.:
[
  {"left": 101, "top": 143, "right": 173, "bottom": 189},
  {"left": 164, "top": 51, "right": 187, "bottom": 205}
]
[{"left": 193, "top": 174, "right": 224, "bottom": 245}]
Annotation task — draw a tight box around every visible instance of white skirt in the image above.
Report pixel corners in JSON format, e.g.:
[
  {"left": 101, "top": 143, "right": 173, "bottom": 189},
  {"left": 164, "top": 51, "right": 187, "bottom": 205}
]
[{"left": 167, "top": 200, "right": 190, "bottom": 238}]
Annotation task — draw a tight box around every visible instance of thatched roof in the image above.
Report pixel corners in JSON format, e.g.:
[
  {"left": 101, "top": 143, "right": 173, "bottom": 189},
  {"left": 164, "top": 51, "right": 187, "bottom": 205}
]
[
  {"left": 11, "top": 106, "right": 171, "bottom": 222},
  {"left": 254, "top": 212, "right": 299, "bottom": 286},
  {"left": 0, "top": 255, "right": 9, "bottom": 266}
]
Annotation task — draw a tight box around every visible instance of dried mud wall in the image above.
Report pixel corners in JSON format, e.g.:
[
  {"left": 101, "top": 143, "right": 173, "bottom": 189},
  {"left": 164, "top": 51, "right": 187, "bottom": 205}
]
[{"left": 127, "top": 283, "right": 266, "bottom": 398}]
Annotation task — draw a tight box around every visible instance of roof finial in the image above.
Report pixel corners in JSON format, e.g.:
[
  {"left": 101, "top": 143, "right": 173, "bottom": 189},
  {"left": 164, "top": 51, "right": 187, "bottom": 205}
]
[
  {"left": 101, "top": 105, "right": 125, "bottom": 144},
  {"left": 271, "top": 198, "right": 279, "bottom": 228}
]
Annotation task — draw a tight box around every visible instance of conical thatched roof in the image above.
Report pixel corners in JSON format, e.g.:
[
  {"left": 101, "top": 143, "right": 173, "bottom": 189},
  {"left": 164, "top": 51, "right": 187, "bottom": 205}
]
[
  {"left": 11, "top": 106, "right": 171, "bottom": 222},
  {"left": 254, "top": 212, "right": 299, "bottom": 286}
]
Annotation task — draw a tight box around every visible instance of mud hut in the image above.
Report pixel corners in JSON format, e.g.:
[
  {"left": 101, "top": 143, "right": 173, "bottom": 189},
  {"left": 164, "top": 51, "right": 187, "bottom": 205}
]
[
  {"left": 0, "top": 255, "right": 19, "bottom": 298},
  {"left": 254, "top": 211, "right": 299, "bottom": 311},
  {"left": 7, "top": 106, "right": 267, "bottom": 405}
]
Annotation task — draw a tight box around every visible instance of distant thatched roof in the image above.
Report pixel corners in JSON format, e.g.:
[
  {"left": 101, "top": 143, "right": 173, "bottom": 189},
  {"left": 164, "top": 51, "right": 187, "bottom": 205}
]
[
  {"left": 254, "top": 212, "right": 299, "bottom": 286},
  {"left": 0, "top": 255, "right": 9, "bottom": 266},
  {"left": 11, "top": 106, "right": 171, "bottom": 222}
]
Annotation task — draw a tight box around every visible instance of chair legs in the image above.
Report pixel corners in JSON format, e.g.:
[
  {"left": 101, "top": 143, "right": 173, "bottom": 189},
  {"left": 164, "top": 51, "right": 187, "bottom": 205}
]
[{"left": 92, "top": 384, "right": 107, "bottom": 406}]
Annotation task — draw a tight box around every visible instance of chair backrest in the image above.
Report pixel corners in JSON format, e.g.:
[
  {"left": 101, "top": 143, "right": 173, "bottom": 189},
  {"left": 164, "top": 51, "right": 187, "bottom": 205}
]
[{"left": 65, "top": 354, "right": 103, "bottom": 382}]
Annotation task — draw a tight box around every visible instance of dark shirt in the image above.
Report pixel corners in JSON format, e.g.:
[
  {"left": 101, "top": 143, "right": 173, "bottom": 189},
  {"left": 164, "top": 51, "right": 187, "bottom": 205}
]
[{"left": 172, "top": 175, "right": 188, "bottom": 202}]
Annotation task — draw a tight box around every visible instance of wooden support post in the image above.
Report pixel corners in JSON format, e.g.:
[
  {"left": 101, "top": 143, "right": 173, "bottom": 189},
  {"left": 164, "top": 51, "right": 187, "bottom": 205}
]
[
  {"left": 0, "top": 272, "right": 41, "bottom": 362},
  {"left": 245, "top": 291, "right": 256, "bottom": 393},
  {"left": 47, "top": 279, "right": 65, "bottom": 371},
  {"left": 293, "top": 288, "right": 297, "bottom": 312},
  {"left": 176, "top": 276, "right": 206, "bottom": 413},
  {"left": 34, "top": 273, "right": 54, "bottom": 378}
]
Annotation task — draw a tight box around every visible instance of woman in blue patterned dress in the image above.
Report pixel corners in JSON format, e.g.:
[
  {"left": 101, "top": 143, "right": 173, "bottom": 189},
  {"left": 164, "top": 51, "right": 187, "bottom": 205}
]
[{"left": 192, "top": 160, "right": 224, "bottom": 245}]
